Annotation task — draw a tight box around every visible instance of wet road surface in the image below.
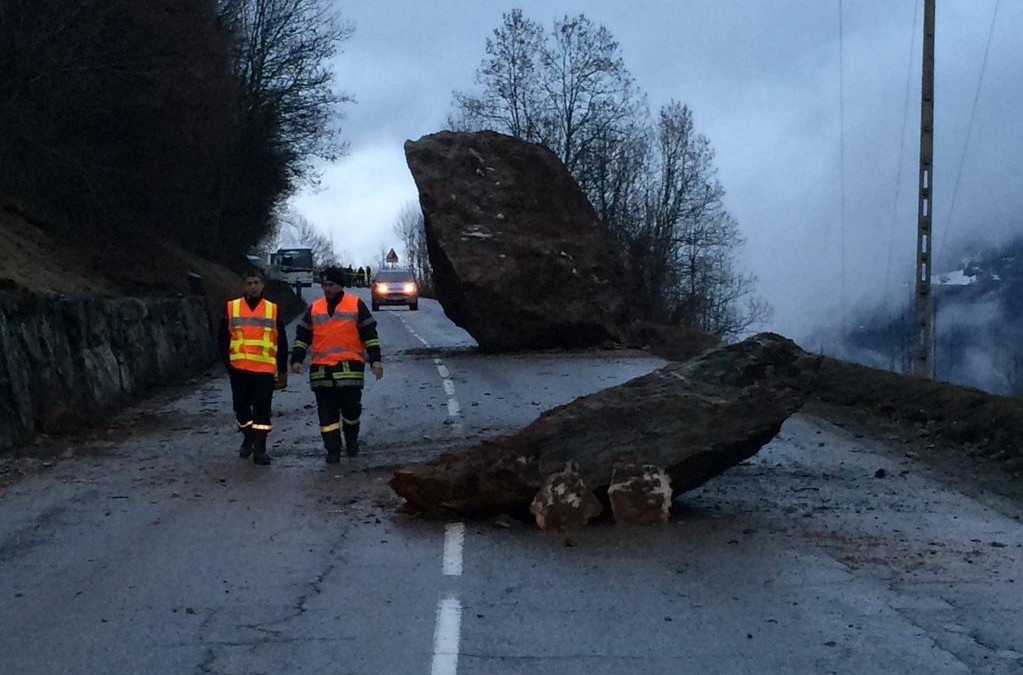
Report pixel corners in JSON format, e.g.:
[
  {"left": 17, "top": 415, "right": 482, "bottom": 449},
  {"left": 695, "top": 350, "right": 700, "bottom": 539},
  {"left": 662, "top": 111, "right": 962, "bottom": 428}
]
[{"left": 1, "top": 290, "right": 1021, "bottom": 674}]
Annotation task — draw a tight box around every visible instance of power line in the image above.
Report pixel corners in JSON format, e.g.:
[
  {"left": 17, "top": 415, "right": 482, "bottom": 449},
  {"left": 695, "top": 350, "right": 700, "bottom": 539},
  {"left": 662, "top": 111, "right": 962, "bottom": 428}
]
[
  {"left": 883, "top": 0, "right": 922, "bottom": 313},
  {"left": 838, "top": 0, "right": 847, "bottom": 338},
  {"left": 936, "top": 0, "right": 1001, "bottom": 271}
]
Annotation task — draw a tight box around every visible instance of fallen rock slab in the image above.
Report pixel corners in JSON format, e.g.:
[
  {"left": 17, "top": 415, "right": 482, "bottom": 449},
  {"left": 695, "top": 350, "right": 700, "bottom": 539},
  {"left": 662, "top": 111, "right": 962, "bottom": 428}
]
[{"left": 390, "top": 333, "right": 820, "bottom": 518}]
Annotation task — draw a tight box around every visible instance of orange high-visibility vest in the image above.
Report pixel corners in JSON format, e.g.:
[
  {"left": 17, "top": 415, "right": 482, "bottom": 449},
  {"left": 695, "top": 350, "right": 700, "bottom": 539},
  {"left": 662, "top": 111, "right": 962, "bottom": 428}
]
[
  {"left": 227, "top": 298, "right": 278, "bottom": 374},
  {"left": 310, "top": 294, "right": 365, "bottom": 366}
]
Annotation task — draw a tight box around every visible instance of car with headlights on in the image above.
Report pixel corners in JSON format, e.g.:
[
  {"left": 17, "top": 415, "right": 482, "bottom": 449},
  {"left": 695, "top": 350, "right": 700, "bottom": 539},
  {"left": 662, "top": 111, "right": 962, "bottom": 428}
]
[{"left": 371, "top": 268, "right": 419, "bottom": 311}]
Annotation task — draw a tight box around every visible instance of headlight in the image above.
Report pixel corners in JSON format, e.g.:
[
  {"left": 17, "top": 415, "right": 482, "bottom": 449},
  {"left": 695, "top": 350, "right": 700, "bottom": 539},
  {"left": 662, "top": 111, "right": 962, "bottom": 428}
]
[
  {"left": 403, "top": 282, "right": 416, "bottom": 294},
  {"left": 376, "top": 283, "right": 389, "bottom": 293}
]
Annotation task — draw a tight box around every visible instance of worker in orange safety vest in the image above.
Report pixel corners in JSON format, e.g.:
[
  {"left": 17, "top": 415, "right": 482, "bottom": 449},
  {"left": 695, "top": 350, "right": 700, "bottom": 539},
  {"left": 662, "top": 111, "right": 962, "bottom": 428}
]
[
  {"left": 290, "top": 265, "right": 382, "bottom": 464},
  {"left": 218, "top": 267, "right": 289, "bottom": 465}
]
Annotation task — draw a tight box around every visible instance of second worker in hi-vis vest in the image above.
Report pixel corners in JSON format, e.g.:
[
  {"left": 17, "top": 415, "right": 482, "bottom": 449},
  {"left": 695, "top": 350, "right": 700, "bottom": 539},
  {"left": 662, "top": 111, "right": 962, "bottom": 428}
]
[{"left": 290, "top": 266, "right": 382, "bottom": 463}]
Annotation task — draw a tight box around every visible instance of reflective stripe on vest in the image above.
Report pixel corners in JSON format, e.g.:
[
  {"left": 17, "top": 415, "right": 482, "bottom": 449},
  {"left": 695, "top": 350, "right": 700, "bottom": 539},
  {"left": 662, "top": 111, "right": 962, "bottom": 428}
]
[
  {"left": 310, "top": 294, "right": 365, "bottom": 365},
  {"left": 227, "top": 298, "right": 278, "bottom": 374}
]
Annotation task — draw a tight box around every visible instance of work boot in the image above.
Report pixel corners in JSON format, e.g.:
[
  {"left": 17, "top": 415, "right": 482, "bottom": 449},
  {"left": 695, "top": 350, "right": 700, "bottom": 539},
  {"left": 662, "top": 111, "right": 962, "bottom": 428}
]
[
  {"left": 323, "top": 432, "right": 342, "bottom": 464},
  {"left": 238, "top": 427, "right": 254, "bottom": 458},
  {"left": 343, "top": 426, "right": 360, "bottom": 457},
  {"left": 251, "top": 432, "right": 272, "bottom": 466}
]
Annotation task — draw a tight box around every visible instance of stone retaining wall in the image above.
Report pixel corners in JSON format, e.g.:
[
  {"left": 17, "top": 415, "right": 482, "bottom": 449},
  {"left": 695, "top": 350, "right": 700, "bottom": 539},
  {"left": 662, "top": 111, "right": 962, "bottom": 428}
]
[{"left": 0, "top": 290, "right": 216, "bottom": 450}]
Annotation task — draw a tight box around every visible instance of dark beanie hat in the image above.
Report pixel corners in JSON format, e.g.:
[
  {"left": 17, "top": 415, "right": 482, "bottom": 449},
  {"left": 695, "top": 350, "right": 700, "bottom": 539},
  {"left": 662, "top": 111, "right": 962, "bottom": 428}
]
[{"left": 321, "top": 266, "right": 346, "bottom": 285}]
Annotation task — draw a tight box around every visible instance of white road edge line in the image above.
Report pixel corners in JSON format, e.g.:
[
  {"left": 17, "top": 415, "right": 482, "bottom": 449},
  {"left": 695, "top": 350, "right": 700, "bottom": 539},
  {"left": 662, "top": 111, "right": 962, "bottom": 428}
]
[
  {"left": 443, "top": 522, "right": 465, "bottom": 576},
  {"left": 430, "top": 595, "right": 462, "bottom": 675}
]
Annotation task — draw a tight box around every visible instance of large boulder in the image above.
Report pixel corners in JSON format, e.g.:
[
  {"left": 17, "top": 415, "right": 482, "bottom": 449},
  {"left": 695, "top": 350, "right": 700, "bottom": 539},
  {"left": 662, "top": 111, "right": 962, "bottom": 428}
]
[
  {"left": 404, "top": 130, "right": 629, "bottom": 352},
  {"left": 390, "top": 333, "right": 821, "bottom": 518}
]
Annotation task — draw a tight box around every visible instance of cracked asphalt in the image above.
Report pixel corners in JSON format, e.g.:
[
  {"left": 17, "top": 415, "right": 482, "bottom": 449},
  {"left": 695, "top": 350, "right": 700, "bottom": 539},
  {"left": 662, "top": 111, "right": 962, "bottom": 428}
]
[{"left": 1, "top": 290, "right": 1021, "bottom": 674}]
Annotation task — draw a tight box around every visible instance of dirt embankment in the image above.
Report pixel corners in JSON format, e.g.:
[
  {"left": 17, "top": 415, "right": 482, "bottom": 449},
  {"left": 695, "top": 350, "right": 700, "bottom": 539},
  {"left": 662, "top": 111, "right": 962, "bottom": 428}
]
[
  {"left": 0, "top": 205, "right": 305, "bottom": 323},
  {"left": 809, "top": 358, "right": 1023, "bottom": 456},
  {"left": 0, "top": 206, "right": 243, "bottom": 319}
]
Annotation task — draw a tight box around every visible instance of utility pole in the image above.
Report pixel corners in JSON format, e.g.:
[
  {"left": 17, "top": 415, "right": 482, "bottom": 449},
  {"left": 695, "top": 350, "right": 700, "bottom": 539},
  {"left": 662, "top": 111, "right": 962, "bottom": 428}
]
[{"left": 913, "top": 0, "right": 936, "bottom": 378}]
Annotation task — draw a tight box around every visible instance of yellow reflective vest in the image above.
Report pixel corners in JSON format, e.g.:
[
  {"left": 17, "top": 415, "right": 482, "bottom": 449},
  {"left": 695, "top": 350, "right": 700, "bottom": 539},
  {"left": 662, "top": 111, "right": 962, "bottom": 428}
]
[{"left": 227, "top": 298, "right": 278, "bottom": 374}]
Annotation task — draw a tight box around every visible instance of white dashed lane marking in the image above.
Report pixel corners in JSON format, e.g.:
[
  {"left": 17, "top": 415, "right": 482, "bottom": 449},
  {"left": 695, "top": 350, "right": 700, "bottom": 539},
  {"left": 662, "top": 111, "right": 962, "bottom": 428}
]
[
  {"left": 433, "top": 358, "right": 464, "bottom": 435},
  {"left": 395, "top": 312, "right": 466, "bottom": 674},
  {"left": 431, "top": 595, "right": 462, "bottom": 675},
  {"left": 396, "top": 312, "right": 430, "bottom": 346},
  {"left": 442, "top": 523, "right": 465, "bottom": 576},
  {"left": 433, "top": 524, "right": 466, "bottom": 674},
  {"left": 395, "top": 313, "right": 463, "bottom": 433}
]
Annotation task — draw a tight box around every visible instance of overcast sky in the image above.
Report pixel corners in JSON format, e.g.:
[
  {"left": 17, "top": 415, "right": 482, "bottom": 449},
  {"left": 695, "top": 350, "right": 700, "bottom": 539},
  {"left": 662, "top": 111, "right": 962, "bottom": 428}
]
[{"left": 289, "top": 0, "right": 1021, "bottom": 342}]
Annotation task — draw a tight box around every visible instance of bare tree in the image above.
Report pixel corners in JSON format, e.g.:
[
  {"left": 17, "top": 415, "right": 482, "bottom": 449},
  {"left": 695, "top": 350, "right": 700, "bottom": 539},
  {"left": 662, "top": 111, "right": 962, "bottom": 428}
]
[
  {"left": 0, "top": 0, "right": 352, "bottom": 263},
  {"left": 333, "top": 247, "right": 353, "bottom": 270},
  {"left": 213, "top": 0, "right": 353, "bottom": 256},
  {"left": 585, "top": 118, "right": 650, "bottom": 244},
  {"left": 276, "top": 208, "right": 338, "bottom": 268},
  {"left": 669, "top": 210, "right": 771, "bottom": 339},
  {"left": 451, "top": 9, "right": 548, "bottom": 144},
  {"left": 218, "top": 0, "right": 352, "bottom": 177},
  {"left": 452, "top": 10, "right": 641, "bottom": 175},
  {"left": 393, "top": 201, "right": 433, "bottom": 293},
  {"left": 539, "top": 15, "right": 638, "bottom": 176},
  {"left": 452, "top": 13, "right": 771, "bottom": 339},
  {"left": 645, "top": 102, "right": 770, "bottom": 337},
  {"left": 252, "top": 216, "right": 283, "bottom": 262},
  {"left": 637, "top": 102, "right": 717, "bottom": 318},
  {"left": 0, "top": 0, "right": 238, "bottom": 248}
]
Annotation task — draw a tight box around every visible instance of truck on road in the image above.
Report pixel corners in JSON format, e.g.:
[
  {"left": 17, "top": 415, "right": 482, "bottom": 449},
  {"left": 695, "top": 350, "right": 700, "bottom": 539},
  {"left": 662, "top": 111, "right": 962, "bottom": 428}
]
[{"left": 267, "top": 247, "right": 315, "bottom": 295}]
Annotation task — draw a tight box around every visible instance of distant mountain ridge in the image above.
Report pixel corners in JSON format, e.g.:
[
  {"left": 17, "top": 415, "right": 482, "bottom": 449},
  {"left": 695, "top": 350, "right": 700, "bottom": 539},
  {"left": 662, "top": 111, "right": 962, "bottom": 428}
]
[{"left": 846, "top": 236, "right": 1023, "bottom": 396}]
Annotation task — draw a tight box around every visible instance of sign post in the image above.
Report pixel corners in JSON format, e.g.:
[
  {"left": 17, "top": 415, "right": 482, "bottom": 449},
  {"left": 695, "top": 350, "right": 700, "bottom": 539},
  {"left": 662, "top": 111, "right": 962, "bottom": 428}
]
[{"left": 386, "top": 248, "right": 399, "bottom": 266}]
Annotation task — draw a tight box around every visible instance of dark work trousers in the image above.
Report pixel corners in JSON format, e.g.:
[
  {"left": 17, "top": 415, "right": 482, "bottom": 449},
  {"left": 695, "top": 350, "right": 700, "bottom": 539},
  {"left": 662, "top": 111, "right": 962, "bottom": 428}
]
[
  {"left": 229, "top": 368, "right": 275, "bottom": 431},
  {"left": 314, "top": 387, "right": 363, "bottom": 451}
]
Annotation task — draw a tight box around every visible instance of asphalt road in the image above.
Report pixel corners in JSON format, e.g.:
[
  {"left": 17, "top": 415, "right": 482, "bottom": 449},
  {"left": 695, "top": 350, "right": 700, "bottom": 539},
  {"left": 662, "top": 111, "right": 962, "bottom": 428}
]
[{"left": 1, "top": 289, "right": 1021, "bottom": 674}]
